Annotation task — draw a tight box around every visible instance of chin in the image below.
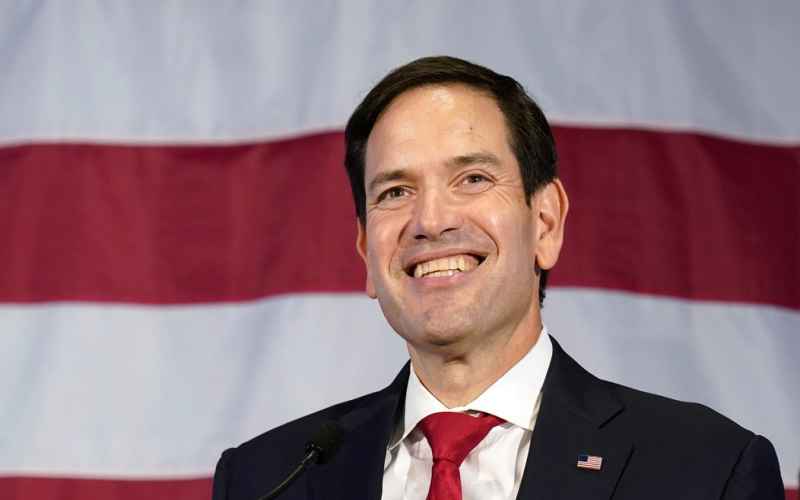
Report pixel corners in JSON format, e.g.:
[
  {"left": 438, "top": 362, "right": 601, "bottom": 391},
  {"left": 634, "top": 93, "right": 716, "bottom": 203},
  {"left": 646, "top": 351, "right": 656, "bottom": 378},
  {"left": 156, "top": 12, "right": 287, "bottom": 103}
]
[
  {"left": 409, "top": 310, "right": 476, "bottom": 348},
  {"left": 379, "top": 296, "right": 480, "bottom": 348}
]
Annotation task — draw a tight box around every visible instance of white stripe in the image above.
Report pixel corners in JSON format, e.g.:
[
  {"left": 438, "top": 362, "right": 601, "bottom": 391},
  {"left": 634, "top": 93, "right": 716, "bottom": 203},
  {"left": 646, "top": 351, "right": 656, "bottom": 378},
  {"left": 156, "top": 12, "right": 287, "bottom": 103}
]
[
  {"left": 0, "top": 291, "right": 797, "bottom": 487},
  {"left": 0, "top": 2, "right": 798, "bottom": 145},
  {"left": 0, "top": 295, "right": 405, "bottom": 478}
]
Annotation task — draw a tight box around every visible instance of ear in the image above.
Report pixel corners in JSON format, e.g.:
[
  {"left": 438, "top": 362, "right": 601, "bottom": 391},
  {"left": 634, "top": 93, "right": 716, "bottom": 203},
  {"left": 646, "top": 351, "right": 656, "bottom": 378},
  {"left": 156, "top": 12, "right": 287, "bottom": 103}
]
[
  {"left": 356, "top": 220, "right": 377, "bottom": 298},
  {"left": 533, "top": 179, "right": 569, "bottom": 271}
]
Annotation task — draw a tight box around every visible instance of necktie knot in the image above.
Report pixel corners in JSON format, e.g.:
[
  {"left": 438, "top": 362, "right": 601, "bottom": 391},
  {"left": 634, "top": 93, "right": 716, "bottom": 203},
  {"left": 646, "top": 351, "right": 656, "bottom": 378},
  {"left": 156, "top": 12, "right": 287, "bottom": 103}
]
[{"left": 418, "top": 411, "right": 505, "bottom": 466}]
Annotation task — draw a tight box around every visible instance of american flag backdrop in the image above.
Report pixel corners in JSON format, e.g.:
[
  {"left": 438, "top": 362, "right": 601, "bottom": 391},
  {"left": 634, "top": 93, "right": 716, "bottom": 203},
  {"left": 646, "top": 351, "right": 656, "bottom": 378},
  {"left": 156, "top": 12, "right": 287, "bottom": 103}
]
[{"left": 0, "top": 2, "right": 798, "bottom": 499}]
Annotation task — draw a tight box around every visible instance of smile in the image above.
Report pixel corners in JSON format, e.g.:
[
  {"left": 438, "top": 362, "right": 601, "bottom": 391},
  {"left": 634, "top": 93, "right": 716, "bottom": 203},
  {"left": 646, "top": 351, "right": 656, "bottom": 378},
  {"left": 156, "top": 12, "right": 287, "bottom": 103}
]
[{"left": 409, "top": 254, "right": 484, "bottom": 279}]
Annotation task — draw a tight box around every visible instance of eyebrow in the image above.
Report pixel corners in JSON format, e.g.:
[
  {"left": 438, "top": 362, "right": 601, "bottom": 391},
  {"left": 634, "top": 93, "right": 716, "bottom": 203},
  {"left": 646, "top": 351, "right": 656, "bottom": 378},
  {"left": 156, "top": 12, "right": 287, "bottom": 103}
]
[
  {"left": 444, "top": 151, "right": 502, "bottom": 169},
  {"left": 366, "top": 151, "right": 503, "bottom": 195},
  {"left": 367, "top": 169, "right": 410, "bottom": 196}
]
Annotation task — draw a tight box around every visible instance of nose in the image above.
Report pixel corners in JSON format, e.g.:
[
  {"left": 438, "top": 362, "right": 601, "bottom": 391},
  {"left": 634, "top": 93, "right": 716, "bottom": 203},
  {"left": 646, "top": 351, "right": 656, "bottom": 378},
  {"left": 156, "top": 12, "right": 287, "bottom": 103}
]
[{"left": 410, "top": 188, "right": 462, "bottom": 241}]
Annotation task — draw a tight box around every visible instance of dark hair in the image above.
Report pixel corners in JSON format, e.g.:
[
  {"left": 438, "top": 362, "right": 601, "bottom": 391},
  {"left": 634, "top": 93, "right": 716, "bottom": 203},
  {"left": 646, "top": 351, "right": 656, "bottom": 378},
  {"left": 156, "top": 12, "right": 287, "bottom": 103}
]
[{"left": 344, "top": 56, "right": 558, "bottom": 306}]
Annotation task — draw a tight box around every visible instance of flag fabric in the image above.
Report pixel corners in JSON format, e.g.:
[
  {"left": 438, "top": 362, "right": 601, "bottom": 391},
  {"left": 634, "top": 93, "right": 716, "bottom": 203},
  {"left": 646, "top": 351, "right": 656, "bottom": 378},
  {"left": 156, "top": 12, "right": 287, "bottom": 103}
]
[
  {"left": 0, "top": 3, "right": 798, "bottom": 500},
  {"left": 577, "top": 454, "right": 603, "bottom": 471}
]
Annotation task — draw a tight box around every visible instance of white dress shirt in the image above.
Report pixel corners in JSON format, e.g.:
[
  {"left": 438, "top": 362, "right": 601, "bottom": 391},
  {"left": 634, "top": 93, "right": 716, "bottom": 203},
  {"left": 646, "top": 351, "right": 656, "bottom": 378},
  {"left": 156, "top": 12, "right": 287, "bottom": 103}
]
[{"left": 381, "top": 328, "right": 553, "bottom": 500}]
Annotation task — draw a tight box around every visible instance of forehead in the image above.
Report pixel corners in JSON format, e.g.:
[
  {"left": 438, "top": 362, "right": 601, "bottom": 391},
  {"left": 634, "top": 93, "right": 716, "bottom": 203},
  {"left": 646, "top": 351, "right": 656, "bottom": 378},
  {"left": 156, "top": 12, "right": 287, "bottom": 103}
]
[{"left": 364, "top": 84, "right": 513, "bottom": 176}]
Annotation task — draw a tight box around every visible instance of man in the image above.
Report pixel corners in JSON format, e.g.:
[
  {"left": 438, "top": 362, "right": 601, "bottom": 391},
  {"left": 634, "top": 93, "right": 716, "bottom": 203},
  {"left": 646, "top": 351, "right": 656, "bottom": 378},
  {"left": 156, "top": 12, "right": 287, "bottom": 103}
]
[{"left": 213, "top": 56, "right": 784, "bottom": 499}]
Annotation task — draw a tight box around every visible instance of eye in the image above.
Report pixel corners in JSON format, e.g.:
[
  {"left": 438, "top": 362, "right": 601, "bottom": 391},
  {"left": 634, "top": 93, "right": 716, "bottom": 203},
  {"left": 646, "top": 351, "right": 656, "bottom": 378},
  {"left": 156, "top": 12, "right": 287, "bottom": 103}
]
[
  {"left": 458, "top": 172, "right": 493, "bottom": 193},
  {"left": 463, "top": 174, "right": 489, "bottom": 184},
  {"left": 377, "top": 186, "right": 410, "bottom": 202}
]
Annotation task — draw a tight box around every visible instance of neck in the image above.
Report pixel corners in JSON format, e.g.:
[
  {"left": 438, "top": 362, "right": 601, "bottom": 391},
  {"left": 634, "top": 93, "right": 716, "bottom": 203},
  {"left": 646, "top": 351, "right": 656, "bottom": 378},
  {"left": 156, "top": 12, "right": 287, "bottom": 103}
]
[{"left": 407, "top": 308, "right": 542, "bottom": 408}]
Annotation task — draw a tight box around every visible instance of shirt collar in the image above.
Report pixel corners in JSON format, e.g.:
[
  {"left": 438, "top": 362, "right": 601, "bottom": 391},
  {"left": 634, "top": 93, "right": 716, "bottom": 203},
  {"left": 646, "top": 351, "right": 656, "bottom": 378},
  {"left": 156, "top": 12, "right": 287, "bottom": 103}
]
[{"left": 389, "top": 327, "right": 553, "bottom": 449}]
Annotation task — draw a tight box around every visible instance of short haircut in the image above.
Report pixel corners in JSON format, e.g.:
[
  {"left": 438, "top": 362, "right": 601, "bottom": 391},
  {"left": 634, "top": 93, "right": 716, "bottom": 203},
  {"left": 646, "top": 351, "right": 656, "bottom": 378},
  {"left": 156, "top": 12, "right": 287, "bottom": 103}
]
[{"left": 344, "top": 55, "right": 558, "bottom": 306}]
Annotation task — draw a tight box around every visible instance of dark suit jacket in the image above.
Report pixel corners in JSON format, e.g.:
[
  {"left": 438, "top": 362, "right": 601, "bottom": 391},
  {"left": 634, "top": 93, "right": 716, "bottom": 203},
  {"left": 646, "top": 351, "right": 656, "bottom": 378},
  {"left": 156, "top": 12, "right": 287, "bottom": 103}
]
[{"left": 212, "top": 337, "right": 784, "bottom": 499}]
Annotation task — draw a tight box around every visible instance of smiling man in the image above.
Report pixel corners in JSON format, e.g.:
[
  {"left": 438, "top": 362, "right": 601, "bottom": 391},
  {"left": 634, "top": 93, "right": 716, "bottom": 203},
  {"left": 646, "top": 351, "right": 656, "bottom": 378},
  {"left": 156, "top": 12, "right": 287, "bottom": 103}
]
[{"left": 213, "top": 57, "right": 783, "bottom": 500}]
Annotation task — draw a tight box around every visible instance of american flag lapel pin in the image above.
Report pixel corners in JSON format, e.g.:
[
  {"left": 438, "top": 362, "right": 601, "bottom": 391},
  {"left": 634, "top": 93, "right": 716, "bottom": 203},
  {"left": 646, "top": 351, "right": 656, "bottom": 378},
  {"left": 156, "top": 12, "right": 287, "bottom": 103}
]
[{"left": 577, "top": 453, "right": 603, "bottom": 471}]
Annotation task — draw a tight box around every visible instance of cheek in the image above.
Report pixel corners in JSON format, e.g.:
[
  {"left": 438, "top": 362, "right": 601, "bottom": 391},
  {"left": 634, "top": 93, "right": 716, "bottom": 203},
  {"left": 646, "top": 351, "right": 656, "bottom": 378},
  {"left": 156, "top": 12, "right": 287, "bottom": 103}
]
[
  {"left": 484, "top": 210, "right": 535, "bottom": 263},
  {"left": 366, "top": 222, "right": 400, "bottom": 272}
]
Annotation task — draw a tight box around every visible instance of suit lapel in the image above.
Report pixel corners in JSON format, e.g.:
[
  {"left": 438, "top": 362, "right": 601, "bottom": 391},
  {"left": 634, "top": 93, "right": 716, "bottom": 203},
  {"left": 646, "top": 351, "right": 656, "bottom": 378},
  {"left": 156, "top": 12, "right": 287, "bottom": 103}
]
[
  {"left": 516, "top": 337, "right": 633, "bottom": 500},
  {"left": 308, "top": 364, "right": 408, "bottom": 500}
]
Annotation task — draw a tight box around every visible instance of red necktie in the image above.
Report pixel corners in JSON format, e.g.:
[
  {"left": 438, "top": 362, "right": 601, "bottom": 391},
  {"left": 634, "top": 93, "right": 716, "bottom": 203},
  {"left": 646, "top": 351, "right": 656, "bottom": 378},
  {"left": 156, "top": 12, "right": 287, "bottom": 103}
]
[{"left": 418, "top": 412, "right": 505, "bottom": 500}]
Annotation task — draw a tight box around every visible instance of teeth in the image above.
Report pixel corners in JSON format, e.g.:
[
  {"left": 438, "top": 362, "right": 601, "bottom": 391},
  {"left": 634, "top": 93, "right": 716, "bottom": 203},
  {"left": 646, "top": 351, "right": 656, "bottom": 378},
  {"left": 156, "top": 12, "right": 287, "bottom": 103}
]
[
  {"left": 412, "top": 254, "right": 481, "bottom": 278},
  {"left": 426, "top": 270, "right": 457, "bottom": 278}
]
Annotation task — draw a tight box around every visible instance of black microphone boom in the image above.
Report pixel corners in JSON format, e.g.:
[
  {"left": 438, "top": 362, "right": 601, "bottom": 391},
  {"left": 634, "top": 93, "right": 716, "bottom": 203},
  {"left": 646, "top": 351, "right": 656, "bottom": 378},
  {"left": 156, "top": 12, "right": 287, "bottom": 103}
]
[{"left": 257, "top": 421, "right": 343, "bottom": 500}]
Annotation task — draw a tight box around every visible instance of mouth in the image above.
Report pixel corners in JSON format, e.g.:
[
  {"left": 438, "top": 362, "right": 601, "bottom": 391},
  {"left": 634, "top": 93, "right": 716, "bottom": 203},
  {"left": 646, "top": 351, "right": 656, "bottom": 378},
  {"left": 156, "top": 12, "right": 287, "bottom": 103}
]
[{"left": 404, "top": 253, "right": 486, "bottom": 279}]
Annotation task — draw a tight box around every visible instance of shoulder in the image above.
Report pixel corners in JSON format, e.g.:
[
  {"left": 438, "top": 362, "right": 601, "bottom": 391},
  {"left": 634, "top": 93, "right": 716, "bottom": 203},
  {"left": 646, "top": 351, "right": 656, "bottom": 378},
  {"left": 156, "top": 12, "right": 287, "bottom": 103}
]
[
  {"left": 212, "top": 376, "right": 404, "bottom": 500},
  {"left": 600, "top": 380, "right": 783, "bottom": 497},
  {"left": 604, "top": 382, "right": 783, "bottom": 499},
  {"left": 549, "top": 337, "right": 755, "bottom": 451},
  {"left": 607, "top": 380, "right": 752, "bottom": 444},
  {"left": 545, "top": 338, "right": 783, "bottom": 497}
]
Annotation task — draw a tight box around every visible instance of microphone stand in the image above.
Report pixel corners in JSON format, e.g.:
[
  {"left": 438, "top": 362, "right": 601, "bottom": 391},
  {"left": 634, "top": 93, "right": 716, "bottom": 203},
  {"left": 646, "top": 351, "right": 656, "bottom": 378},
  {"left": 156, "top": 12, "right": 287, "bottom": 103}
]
[{"left": 257, "top": 445, "right": 322, "bottom": 500}]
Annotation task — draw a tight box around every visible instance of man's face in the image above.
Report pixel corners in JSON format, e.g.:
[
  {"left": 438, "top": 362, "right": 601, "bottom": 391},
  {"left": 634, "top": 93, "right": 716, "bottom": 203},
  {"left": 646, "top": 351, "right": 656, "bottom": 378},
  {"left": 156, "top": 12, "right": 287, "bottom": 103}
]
[{"left": 357, "top": 84, "right": 556, "bottom": 354}]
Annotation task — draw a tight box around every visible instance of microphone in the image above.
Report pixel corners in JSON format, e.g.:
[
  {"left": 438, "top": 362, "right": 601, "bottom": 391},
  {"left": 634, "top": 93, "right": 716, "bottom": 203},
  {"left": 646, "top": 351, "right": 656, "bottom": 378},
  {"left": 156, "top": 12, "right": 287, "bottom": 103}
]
[{"left": 257, "top": 421, "right": 344, "bottom": 500}]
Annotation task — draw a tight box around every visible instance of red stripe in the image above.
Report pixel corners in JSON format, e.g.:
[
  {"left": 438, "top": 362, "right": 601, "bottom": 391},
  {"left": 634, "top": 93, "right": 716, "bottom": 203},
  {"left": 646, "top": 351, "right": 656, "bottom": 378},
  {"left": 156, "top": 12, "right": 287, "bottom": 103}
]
[
  {"left": 0, "top": 128, "right": 797, "bottom": 307},
  {"left": 0, "top": 134, "right": 362, "bottom": 303},
  {"left": 0, "top": 477, "right": 210, "bottom": 500},
  {"left": 0, "top": 477, "right": 794, "bottom": 500},
  {"left": 553, "top": 126, "right": 799, "bottom": 308}
]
